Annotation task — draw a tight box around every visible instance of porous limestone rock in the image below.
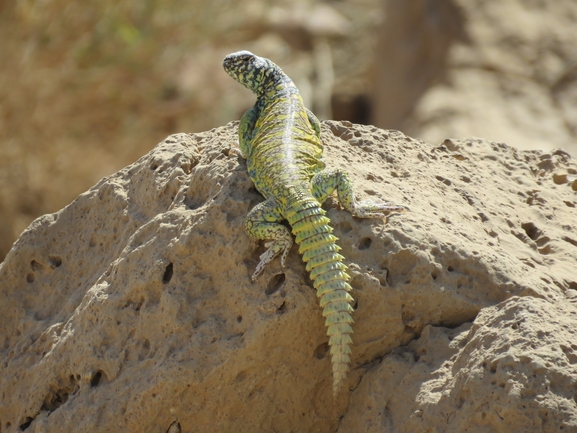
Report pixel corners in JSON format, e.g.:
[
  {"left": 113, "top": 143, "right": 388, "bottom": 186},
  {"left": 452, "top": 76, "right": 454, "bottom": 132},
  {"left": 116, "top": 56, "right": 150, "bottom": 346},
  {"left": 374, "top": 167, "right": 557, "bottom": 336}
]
[{"left": 1, "top": 121, "right": 576, "bottom": 432}]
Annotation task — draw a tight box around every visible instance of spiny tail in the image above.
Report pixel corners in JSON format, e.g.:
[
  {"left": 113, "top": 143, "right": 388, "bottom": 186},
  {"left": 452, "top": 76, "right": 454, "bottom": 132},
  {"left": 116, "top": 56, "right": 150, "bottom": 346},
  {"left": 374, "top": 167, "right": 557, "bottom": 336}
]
[{"left": 285, "top": 194, "right": 354, "bottom": 397}]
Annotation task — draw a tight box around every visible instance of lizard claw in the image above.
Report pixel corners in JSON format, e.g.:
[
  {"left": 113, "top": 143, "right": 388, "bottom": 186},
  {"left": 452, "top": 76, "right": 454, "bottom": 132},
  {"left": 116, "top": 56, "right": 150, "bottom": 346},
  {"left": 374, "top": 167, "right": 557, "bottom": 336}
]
[
  {"left": 229, "top": 141, "right": 246, "bottom": 159},
  {"left": 228, "top": 147, "right": 243, "bottom": 158},
  {"left": 351, "top": 201, "right": 408, "bottom": 219},
  {"left": 251, "top": 268, "right": 263, "bottom": 282},
  {"left": 251, "top": 238, "right": 292, "bottom": 281}
]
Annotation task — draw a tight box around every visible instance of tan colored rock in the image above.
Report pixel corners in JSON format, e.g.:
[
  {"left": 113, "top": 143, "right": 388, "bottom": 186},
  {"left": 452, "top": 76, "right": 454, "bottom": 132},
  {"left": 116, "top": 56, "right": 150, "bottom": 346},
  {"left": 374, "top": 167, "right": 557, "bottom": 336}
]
[
  {"left": 373, "top": 0, "right": 577, "bottom": 156},
  {"left": 1, "top": 122, "right": 576, "bottom": 432},
  {"left": 339, "top": 296, "right": 577, "bottom": 432}
]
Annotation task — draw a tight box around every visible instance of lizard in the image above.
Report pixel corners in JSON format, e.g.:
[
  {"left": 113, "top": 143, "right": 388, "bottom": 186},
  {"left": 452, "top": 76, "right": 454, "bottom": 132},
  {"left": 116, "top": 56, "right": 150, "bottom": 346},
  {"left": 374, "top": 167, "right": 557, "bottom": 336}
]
[{"left": 223, "top": 50, "right": 406, "bottom": 397}]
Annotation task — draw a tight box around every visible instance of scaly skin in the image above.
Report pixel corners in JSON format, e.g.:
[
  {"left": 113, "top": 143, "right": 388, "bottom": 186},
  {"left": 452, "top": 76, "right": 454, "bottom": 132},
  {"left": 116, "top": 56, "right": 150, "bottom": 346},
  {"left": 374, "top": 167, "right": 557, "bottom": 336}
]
[{"left": 223, "top": 50, "right": 406, "bottom": 397}]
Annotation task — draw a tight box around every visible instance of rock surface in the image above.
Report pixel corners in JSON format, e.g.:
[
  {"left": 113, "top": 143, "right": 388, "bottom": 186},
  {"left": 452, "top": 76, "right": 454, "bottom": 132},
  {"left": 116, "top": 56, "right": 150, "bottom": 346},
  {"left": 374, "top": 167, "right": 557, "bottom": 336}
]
[{"left": 1, "top": 121, "right": 576, "bottom": 432}]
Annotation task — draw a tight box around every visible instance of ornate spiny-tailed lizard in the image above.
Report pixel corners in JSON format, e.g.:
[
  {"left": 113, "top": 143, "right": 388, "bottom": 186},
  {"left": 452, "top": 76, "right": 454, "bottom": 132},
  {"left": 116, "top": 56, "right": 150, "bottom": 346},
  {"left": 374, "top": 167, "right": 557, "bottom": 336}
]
[{"left": 223, "top": 50, "right": 405, "bottom": 397}]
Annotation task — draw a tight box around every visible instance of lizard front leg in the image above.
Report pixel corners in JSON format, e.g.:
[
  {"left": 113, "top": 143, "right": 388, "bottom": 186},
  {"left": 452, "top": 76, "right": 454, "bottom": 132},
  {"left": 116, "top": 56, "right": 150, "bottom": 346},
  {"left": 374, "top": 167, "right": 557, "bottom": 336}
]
[
  {"left": 311, "top": 168, "right": 407, "bottom": 219},
  {"left": 306, "top": 108, "right": 321, "bottom": 139},
  {"left": 230, "top": 105, "right": 259, "bottom": 159},
  {"left": 244, "top": 198, "right": 293, "bottom": 281}
]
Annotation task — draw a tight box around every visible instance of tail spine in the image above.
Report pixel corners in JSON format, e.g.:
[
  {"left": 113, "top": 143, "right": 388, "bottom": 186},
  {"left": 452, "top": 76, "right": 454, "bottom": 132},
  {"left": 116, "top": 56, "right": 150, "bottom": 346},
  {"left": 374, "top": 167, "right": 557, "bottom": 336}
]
[{"left": 285, "top": 193, "right": 354, "bottom": 397}]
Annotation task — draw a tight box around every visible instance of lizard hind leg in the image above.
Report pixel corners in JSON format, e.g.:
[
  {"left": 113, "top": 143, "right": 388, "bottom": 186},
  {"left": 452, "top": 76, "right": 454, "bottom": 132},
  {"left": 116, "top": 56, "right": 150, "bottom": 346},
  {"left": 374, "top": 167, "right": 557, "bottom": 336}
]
[
  {"left": 244, "top": 199, "right": 293, "bottom": 281},
  {"left": 311, "top": 168, "right": 407, "bottom": 220}
]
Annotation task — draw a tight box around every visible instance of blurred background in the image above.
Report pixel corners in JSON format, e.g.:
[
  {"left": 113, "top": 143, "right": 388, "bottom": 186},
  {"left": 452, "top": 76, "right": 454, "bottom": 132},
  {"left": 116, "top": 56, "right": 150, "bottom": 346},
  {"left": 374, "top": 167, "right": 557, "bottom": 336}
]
[{"left": 1, "top": 0, "right": 576, "bottom": 260}]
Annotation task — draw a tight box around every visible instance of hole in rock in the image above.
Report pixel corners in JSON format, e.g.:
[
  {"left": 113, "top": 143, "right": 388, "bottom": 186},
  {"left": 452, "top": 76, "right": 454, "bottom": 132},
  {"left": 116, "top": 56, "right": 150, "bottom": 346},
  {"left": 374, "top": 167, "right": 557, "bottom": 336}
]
[
  {"left": 265, "top": 273, "right": 285, "bottom": 295},
  {"left": 19, "top": 417, "right": 34, "bottom": 431},
  {"left": 276, "top": 301, "right": 287, "bottom": 314},
  {"left": 553, "top": 173, "right": 568, "bottom": 185},
  {"left": 30, "top": 260, "right": 43, "bottom": 271},
  {"left": 353, "top": 300, "right": 359, "bottom": 310},
  {"left": 162, "top": 263, "right": 174, "bottom": 284},
  {"left": 521, "top": 222, "right": 540, "bottom": 240},
  {"left": 314, "top": 342, "right": 329, "bottom": 359},
  {"left": 26, "top": 273, "right": 35, "bottom": 283},
  {"left": 150, "top": 163, "right": 159, "bottom": 171},
  {"left": 49, "top": 256, "right": 62, "bottom": 268},
  {"left": 90, "top": 371, "right": 103, "bottom": 388},
  {"left": 236, "top": 316, "right": 242, "bottom": 323},
  {"left": 41, "top": 387, "right": 71, "bottom": 412},
  {"left": 358, "top": 237, "right": 372, "bottom": 250},
  {"left": 447, "top": 266, "right": 454, "bottom": 272},
  {"left": 435, "top": 175, "right": 452, "bottom": 186},
  {"left": 478, "top": 212, "right": 489, "bottom": 222},
  {"left": 538, "top": 245, "right": 552, "bottom": 255}
]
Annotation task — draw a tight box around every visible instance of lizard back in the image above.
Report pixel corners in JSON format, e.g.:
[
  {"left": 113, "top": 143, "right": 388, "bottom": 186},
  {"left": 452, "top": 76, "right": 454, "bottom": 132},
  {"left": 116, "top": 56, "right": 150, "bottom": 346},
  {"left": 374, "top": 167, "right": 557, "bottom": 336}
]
[{"left": 246, "top": 81, "right": 325, "bottom": 203}]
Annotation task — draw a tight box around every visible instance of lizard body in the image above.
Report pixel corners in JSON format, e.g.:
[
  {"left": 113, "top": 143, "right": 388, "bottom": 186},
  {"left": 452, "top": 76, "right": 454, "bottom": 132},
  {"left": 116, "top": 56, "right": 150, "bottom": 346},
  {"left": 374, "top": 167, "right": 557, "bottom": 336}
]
[{"left": 223, "top": 51, "right": 405, "bottom": 397}]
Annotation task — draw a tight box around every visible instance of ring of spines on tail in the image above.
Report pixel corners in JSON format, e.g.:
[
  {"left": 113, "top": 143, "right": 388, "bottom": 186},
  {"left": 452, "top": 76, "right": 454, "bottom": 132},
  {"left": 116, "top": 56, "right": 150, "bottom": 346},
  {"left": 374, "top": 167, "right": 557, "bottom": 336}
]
[{"left": 285, "top": 193, "right": 354, "bottom": 396}]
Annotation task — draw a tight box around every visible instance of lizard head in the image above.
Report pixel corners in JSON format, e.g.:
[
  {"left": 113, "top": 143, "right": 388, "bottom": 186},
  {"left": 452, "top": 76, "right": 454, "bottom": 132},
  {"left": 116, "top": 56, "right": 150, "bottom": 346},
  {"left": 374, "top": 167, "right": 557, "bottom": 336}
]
[{"left": 223, "top": 50, "right": 281, "bottom": 94}]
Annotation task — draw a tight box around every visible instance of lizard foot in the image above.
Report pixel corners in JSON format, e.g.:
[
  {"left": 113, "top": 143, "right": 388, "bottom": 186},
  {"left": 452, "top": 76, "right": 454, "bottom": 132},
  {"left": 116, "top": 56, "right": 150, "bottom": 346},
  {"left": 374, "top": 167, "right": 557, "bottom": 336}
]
[
  {"left": 350, "top": 201, "right": 409, "bottom": 219},
  {"left": 228, "top": 145, "right": 244, "bottom": 158},
  {"left": 251, "top": 238, "right": 293, "bottom": 281}
]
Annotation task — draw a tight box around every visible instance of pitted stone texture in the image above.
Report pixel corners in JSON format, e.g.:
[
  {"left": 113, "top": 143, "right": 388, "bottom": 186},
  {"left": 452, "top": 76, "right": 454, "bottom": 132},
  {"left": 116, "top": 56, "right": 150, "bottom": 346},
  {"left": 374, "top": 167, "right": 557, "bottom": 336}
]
[
  {"left": 0, "top": 122, "right": 576, "bottom": 432},
  {"left": 338, "top": 296, "right": 577, "bottom": 432}
]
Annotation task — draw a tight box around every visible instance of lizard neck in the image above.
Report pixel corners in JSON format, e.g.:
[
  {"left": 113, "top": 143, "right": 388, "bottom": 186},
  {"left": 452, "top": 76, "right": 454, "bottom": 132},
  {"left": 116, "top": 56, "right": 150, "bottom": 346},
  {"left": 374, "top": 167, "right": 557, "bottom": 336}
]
[{"left": 256, "top": 75, "right": 299, "bottom": 101}]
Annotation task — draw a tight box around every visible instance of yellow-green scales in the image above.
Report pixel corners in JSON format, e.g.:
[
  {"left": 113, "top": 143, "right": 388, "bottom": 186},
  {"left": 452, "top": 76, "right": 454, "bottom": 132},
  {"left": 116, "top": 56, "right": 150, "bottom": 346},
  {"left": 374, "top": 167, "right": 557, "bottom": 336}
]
[{"left": 223, "top": 51, "right": 405, "bottom": 397}]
